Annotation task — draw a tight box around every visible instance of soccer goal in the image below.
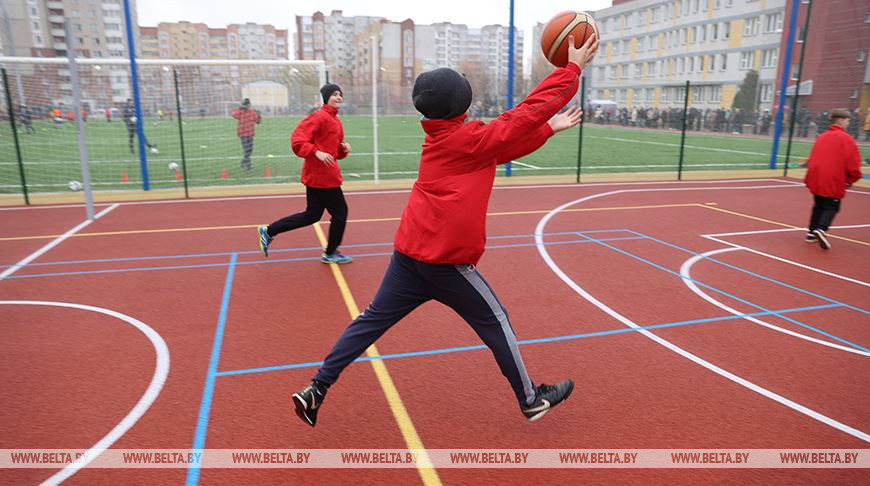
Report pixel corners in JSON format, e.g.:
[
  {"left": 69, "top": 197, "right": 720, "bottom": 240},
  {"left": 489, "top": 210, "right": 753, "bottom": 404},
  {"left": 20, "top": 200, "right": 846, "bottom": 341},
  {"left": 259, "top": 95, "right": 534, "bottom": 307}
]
[{"left": 0, "top": 57, "right": 325, "bottom": 195}]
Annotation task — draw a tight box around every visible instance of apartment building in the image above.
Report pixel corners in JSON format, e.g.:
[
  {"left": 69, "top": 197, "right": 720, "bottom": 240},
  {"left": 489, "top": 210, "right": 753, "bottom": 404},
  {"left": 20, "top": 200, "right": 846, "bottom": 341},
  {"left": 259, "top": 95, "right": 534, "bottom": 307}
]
[
  {"left": 590, "top": 0, "right": 786, "bottom": 111},
  {"left": 139, "top": 21, "right": 287, "bottom": 60}
]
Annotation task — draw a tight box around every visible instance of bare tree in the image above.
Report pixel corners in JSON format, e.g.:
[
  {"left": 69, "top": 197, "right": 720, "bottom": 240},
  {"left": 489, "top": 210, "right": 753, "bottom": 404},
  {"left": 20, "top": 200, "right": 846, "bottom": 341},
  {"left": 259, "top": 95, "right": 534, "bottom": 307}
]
[{"left": 458, "top": 55, "right": 494, "bottom": 113}]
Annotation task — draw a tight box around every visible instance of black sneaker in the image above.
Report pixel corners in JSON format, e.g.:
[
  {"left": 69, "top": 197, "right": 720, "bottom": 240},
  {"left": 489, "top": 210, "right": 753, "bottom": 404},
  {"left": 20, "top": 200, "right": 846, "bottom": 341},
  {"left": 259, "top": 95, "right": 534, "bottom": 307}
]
[
  {"left": 804, "top": 232, "right": 817, "bottom": 243},
  {"left": 293, "top": 382, "right": 326, "bottom": 427},
  {"left": 813, "top": 229, "right": 830, "bottom": 250},
  {"left": 522, "top": 379, "right": 574, "bottom": 421}
]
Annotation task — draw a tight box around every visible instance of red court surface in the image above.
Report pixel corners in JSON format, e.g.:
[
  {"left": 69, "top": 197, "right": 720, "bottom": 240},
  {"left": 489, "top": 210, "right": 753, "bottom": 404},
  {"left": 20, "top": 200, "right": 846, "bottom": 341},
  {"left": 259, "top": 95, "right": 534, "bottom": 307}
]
[{"left": 1, "top": 177, "right": 868, "bottom": 485}]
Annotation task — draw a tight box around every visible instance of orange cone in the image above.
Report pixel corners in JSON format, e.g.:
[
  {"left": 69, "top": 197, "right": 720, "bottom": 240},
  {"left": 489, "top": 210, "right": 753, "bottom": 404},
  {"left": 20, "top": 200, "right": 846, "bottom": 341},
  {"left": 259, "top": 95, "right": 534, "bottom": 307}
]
[
  {"left": 175, "top": 170, "right": 183, "bottom": 181},
  {"left": 121, "top": 170, "right": 128, "bottom": 183},
  {"left": 265, "top": 166, "right": 272, "bottom": 177},
  {"left": 220, "top": 168, "right": 228, "bottom": 180}
]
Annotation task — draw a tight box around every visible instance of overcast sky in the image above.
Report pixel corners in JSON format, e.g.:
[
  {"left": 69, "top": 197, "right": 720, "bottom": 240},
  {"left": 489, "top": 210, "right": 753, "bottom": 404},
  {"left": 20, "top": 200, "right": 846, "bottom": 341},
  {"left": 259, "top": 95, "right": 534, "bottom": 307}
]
[{"left": 137, "top": 0, "right": 613, "bottom": 61}]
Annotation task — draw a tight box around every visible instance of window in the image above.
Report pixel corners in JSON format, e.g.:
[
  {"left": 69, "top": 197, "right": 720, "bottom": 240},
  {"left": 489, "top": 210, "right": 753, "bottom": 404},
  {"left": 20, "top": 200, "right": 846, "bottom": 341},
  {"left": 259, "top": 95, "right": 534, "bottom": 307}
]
[
  {"left": 760, "top": 84, "right": 773, "bottom": 102},
  {"left": 744, "top": 17, "right": 760, "bottom": 37},
  {"left": 688, "top": 57, "right": 694, "bottom": 73},
  {"left": 635, "top": 63, "right": 643, "bottom": 76},
  {"left": 623, "top": 40, "right": 629, "bottom": 54},
  {"left": 699, "top": 25, "right": 706, "bottom": 42},
  {"left": 762, "top": 49, "right": 778, "bottom": 68},
  {"left": 852, "top": 88, "right": 859, "bottom": 99},
  {"left": 766, "top": 13, "right": 783, "bottom": 33},
  {"left": 790, "top": 63, "right": 800, "bottom": 80},
  {"left": 797, "top": 27, "right": 806, "bottom": 43},
  {"left": 720, "top": 53, "right": 728, "bottom": 70},
  {"left": 740, "top": 51, "right": 755, "bottom": 69},
  {"left": 858, "top": 51, "right": 866, "bottom": 62},
  {"left": 723, "top": 21, "right": 730, "bottom": 39},
  {"left": 711, "top": 24, "right": 718, "bottom": 40},
  {"left": 709, "top": 85, "right": 721, "bottom": 102},
  {"left": 693, "top": 86, "right": 703, "bottom": 102}
]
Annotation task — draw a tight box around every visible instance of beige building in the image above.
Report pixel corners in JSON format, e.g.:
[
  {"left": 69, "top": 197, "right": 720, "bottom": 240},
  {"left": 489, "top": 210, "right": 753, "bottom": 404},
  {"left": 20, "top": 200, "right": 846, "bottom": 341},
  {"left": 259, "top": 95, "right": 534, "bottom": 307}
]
[{"left": 139, "top": 21, "right": 287, "bottom": 60}]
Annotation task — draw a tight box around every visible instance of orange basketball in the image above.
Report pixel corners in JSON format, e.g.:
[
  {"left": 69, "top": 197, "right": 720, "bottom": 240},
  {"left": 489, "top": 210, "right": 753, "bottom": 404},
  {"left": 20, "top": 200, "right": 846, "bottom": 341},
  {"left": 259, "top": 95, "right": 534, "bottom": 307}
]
[{"left": 540, "top": 11, "right": 598, "bottom": 68}]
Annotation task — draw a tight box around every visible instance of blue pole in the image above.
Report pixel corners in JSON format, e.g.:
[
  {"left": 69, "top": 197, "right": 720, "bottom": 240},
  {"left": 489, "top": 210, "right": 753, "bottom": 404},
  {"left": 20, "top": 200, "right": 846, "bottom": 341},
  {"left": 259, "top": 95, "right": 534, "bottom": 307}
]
[
  {"left": 505, "top": 0, "right": 515, "bottom": 177},
  {"left": 769, "top": 0, "right": 800, "bottom": 169},
  {"left": 122, "top": 0, "right": 150, "bottom": 190}
]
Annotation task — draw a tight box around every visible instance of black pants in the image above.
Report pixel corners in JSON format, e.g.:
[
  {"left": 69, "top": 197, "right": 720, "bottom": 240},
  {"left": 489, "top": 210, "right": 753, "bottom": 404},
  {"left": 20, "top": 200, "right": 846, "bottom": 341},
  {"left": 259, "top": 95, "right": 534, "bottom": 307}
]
[
  {"left": 127, "top": 127, "right": 151, "bottom": 153},
  {"left": 808, "top": 195, "right": 841, "bottom": 233},
  {"left": 313, "top": 250, "right": 538, "bottom": 407},
  {"left": 240, "top": 136, "right": 254, "bottom": 169},
  {"left": 267, "top": 186, "right": 347, "bottom": 255}
]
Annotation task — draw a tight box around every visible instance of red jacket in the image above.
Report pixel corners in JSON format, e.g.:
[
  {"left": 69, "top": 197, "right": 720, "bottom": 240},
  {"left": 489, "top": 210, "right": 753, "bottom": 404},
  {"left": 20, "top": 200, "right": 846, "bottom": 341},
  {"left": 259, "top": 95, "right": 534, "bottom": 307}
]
[
  {"left": 232, "top": 107, "right": 261, "bottom": 137},
  {"left": 804, "top": 124, "right": 863, "bottom": 199},
  {"left": 394, "top": 62, "right": 581, "bottom": 264},
  {"left": 291, "top": 105, "right": 348, "bottom": 188}
]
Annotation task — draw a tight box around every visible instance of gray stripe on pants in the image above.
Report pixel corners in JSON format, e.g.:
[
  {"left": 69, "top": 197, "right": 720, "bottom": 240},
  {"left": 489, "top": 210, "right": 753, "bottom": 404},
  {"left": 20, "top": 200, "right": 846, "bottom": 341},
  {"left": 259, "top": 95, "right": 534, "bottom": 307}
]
[{"left": 456, "top": 264, "right": 536, "bottom": 405}]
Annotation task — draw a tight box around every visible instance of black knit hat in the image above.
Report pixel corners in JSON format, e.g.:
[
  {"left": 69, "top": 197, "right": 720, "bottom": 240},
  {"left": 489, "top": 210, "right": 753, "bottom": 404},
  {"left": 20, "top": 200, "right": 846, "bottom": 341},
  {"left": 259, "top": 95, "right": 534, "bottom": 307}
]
[
  {"left": 412, "top": 68, "right": 472, "bottom": 119},
  {"left": 320, "top": 84, "right": 342, "bottom": 104}
]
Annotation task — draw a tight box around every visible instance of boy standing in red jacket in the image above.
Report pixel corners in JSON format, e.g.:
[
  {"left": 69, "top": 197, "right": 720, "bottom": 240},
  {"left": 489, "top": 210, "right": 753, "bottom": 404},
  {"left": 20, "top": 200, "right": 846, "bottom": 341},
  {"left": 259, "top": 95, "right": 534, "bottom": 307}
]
[
  {"left": 292, "top": 35, "right": 599, "bottom": 427},
  {"left": 803, "top": 109, "right": 863, "bottom": 250},
  {"left": 232, "top": 98, "right": 261, "bottom": 171},
  {"left": 258, "top": 84, "right": 353, "bottom": 264}
]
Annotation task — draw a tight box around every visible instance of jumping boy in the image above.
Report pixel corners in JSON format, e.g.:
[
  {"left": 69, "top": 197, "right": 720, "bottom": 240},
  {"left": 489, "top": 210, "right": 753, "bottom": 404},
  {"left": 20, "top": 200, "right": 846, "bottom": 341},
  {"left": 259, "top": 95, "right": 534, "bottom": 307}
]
[
  {"left": 291, "top": 34, "right": 599, "bottom": 427},
  {"left": 257, "top": 83, "right": 353, "bottom": 264}
]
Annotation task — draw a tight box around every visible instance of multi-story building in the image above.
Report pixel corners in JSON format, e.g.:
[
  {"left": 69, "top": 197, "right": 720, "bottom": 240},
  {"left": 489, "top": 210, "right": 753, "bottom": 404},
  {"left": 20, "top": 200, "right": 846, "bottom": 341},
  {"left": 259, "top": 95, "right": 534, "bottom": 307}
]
[
  {"left": 297, "top": 10, "right": 523, "bottom": 113},
  {"left": 295, "top": 10, "right": 385, "bottom": 87},
  {"left": 139, "top": 21, "right": 287, "bottom": 60},
  {"left": 589, "top": 0, "right": 786, "bottom": 112},
  {"left": 0, "top": 0, "right": 140, "bottom": 108}
]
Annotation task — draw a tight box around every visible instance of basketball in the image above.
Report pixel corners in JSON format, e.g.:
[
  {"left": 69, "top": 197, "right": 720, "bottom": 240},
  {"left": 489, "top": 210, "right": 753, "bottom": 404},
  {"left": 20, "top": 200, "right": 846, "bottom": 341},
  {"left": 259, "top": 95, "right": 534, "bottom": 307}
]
[{"left": 540, "top": 11, "right": 598, "bottom": 68}]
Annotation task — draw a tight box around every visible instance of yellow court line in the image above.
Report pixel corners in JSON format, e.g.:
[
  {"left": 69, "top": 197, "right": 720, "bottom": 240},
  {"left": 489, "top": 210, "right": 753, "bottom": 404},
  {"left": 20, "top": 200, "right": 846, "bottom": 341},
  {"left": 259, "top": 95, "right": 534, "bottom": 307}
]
[
  {"left": 697, "top": 204, "right": 870, "bottom": 246},
  {"left": 0, "top": 203, "right": 701, "bottom": 242},
  {"left": 312, "top": 223, "right": 441, "bottom": 486}
]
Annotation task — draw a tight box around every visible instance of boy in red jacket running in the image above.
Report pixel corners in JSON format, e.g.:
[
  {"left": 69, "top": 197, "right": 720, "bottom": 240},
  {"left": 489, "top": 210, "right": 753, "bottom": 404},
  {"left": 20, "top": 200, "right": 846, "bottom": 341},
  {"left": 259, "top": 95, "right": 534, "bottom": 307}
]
[
  {"left": 803, "top": 109, "right": 863, "bottom": 250},
  {"left": 258, "top": 84, "right": 353, "bottom": 264},
  {"left": 292, "top": 35, "right": 599, "bottom": 427},
  {"left": 232, "top": 98, "right": 261, "bottom": 171}
]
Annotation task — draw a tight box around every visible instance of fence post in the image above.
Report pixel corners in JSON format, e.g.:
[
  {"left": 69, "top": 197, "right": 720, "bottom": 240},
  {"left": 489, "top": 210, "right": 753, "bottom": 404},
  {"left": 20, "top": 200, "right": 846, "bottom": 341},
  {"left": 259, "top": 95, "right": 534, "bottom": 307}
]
[
  {"left": 2, "top": 67, "right": 28, "bottom": 204},
  {"left": 677, "top": 80, "right": 690, "bottom": 181},
  {"left": 783, "top": 0, "right": 813, "bottom": 178},
  {"left": 173, "top": 69, "right": 190, "bottom": 198},
  {"left": 576, "top": 76, "right": 586, "bottom": 183}
]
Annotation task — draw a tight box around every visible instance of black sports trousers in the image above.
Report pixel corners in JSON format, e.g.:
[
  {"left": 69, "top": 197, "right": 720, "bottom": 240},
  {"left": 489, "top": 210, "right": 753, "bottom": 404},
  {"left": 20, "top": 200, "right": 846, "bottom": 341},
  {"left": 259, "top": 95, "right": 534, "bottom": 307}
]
[
  {"left": 313, "top": 250, "right": 537, "bottom": 406},
  {"left": 267, "top": 186, "right": 348, "bottom": 255}
]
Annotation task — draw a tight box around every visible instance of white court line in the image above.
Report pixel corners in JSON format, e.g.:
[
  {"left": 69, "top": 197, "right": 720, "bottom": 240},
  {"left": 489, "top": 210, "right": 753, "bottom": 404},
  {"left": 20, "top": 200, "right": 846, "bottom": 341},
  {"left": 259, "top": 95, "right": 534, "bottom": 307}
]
[
  {"left": 702, "top": 234, "right": 870, "bottom": 289},
  {"left": 705, "top": 224, "right": 870, "bottom": 238},
  {"left": 589, "top": 135, "right": 793, "bottom": 158},
  {"left": 0, "top": 301, "right": 169, "bottom": 485},
  {"left": 0, "top": 204, "right": 118, "bottom": 280},
  {"left": 679, "top": 247, "right": 870, "bottom": 357},
  {"left": 510, "top": 161, "right": 543, "bottom": 169},
  {"left": 535, "top": 184, "right": 870, "bottom": 443}
]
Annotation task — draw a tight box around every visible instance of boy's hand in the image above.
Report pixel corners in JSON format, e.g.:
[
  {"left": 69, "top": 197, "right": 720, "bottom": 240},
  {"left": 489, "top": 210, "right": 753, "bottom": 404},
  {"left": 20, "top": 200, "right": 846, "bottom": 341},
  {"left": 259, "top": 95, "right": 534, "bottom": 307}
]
[
  {"left": 567, "top": 33, "right": 599, "bottom": 71},
  {"left": 340, "top": 142, "right": 351, "bottom": 153},
  {"left": 547, "top": 106, "right": 583, "bottom": 133},
  {"left": 315, "top": 150, "right": 336, "bottom": 166}
]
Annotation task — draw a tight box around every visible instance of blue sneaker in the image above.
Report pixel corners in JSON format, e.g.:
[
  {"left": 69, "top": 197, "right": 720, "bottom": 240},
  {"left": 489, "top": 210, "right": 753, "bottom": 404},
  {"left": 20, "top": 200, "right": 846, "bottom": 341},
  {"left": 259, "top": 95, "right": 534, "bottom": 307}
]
[
  {"left": 258, "top": 225, "right": 272, "bottom": 257},
  {"left": 321, "top": 251, "right": 353, "bottom": 264}
]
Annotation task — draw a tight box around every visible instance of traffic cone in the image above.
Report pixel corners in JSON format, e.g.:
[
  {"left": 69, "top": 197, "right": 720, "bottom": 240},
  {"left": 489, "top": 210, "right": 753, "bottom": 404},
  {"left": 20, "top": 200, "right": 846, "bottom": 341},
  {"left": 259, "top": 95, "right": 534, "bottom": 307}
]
[
  {"left": 121, "top": 170, "right": 128, "bottom": 183},
  {"left": 175, "top": 170, "right": 183, "bottom": 181},
  {"left": 265, "top": 166, "right": 272, "bottom": 177},
  {"left": 220, "top": 168, "right": 228, "bottom": 180}
]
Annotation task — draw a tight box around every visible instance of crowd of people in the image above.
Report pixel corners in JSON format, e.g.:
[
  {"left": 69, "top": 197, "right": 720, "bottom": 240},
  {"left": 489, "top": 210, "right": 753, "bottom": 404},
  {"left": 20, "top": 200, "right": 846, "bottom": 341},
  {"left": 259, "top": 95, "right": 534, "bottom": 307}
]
[{"left": 588, "top": 105, "right": 870, "bottom": 141}]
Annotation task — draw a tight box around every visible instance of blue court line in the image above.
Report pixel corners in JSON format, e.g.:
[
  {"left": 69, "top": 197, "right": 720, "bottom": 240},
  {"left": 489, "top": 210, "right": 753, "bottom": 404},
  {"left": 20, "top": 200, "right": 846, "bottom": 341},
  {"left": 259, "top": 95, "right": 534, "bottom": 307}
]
[
  {"left": 186, "top": 253, "right": 237, "bottom": 486},
  {"left": 578, "top": 231, "right": 870, "bottom": 353},
  {"left": 626, "top": 229, "right": 870, "bottom": 316},
  {"left": 214, "top": 302, "right": 843, "bottom": 378},
  {"left": 1, "top": 236, "right": 644, "bottom": 280},
  {"left": 0, "top": 229, "right": 631, "bottom": 270}
]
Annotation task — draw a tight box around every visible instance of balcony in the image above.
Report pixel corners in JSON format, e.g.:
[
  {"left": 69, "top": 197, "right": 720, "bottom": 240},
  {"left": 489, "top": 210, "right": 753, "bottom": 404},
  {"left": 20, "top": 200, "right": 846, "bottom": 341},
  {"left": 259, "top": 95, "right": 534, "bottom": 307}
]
[
  {"left": 47, "top": 1, "right": 64, "bottom": 9},
  {"left": 51, "top": 29, "right": 65, "bottom": 36},
  {"left": 48, "top": 15, "right": 64, "bottom": 23}
]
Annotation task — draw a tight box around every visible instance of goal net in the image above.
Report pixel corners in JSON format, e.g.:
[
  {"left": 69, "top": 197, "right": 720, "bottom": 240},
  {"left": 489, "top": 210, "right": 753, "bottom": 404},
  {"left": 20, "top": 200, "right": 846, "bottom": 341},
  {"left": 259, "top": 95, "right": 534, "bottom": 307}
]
[{"left": 0, "top": 58, "right": 325, "bottom": 195}]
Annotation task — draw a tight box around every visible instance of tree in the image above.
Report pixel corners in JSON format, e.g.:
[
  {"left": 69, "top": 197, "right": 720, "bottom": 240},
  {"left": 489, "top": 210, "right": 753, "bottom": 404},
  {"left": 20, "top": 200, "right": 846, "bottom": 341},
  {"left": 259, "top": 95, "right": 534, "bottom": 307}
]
[
  {"left": 458, "top": 55, "right": 493, "bottom": 113},
  {"left": 731, "top": 69, "right": 759, "bottom": 119}
]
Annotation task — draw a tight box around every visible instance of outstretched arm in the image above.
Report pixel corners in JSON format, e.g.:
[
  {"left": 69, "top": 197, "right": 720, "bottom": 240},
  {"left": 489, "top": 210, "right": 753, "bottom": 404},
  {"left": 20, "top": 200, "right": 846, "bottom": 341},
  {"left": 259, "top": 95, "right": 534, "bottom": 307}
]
[{"left": 473, "top": 34, "right": 599, "bottom": 163}]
